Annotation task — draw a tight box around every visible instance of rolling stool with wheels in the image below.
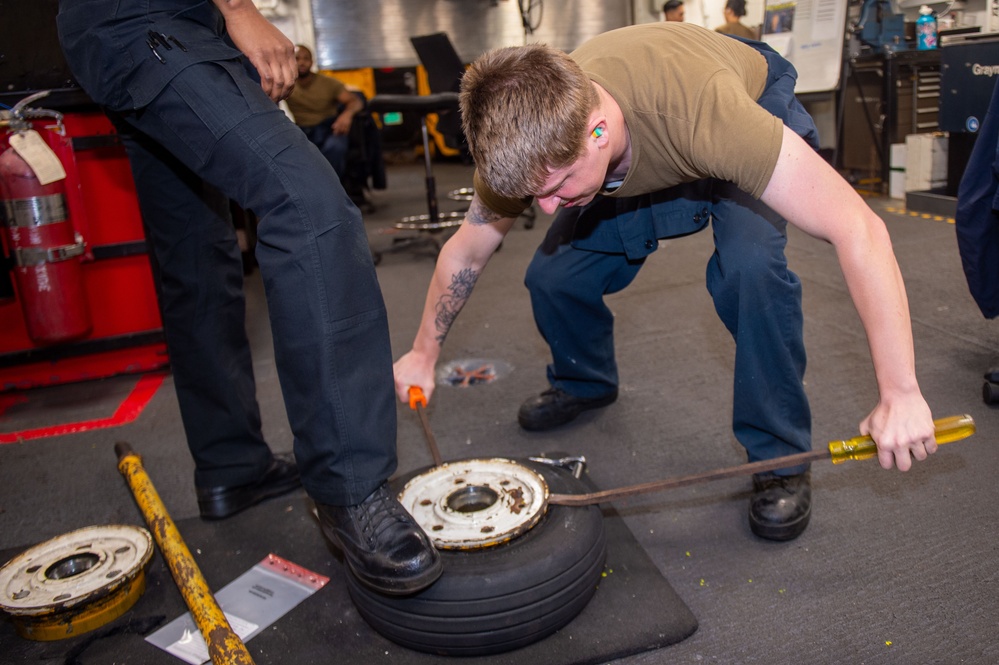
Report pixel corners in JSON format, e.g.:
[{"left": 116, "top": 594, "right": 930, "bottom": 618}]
[{"left": 368, "top": 92, "right": 465, "bottom": 264}]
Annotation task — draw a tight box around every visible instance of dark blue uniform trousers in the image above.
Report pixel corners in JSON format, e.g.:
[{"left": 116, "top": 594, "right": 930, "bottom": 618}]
[
  {"left": 114, "top": 62, "right": 396, "bottom": 504},
  {"left": 301, "top": 117, "right": 350, "bottom": 178},
  {"left": 55, "top": 1, "right": 397, "bottom": 506},
  {"left": 525, "top": 42, "right": 817, "bottom": 470},
  {"left": 109, "top": 60, "right": 396, "bottom": 506},
  {"left": 956, "top": 78, "right": 999, "bottom": 319}
]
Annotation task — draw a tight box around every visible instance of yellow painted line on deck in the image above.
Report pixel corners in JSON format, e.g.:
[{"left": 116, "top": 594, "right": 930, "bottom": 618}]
[{"left": 883, "top": 205, "right": 954, "bottom": 225}]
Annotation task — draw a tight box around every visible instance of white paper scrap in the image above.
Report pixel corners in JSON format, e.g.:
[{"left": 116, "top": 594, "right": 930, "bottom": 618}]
[{"left": 146, "top": 553, "right": 329, "bottom": 664}]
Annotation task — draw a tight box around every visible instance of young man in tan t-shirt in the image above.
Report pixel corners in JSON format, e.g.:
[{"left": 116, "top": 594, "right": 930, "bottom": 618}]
[{"left": 393, "top": 23, "right": 937, "bottom": 543}]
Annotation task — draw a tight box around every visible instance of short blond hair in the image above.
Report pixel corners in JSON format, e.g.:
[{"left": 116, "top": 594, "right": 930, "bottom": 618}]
[{"left": 459, "top": 43, "right": 598, "bottom": 199}]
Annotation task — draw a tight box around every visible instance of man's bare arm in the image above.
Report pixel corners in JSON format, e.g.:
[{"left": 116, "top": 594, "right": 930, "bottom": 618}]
[
  {"left": 465, "top": 195, "right": 511, "bottom": 226},
  {"left": 332, "top": 88, "right": 364, "bottom": 134},
  {"left": 212, "top": 0, "right": 295, "bottom": 102},
  {"left": 394, "top": 193, "right": 517, "bottom": 402},
  {"left": 434, "top": 268, "right": 479, "bottom": 344},
  {"left": 761, "top": 125, "right": 935, "bottom": 470},
  {"left": 427, "top": 198, "right": 510, "bottom": 342}
]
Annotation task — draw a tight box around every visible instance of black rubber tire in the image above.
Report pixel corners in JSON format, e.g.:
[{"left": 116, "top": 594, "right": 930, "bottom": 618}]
[
  {"left": 345, "top": 459, "right": 606, "bottom": 657},
  {"left": 345, "top": 525, "right": 605, "bottom": 631}
]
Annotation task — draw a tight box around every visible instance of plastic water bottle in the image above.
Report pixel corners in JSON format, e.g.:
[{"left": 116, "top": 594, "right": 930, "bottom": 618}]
[{"left": 917, "top": 6, "right": 938, "bottom": 50}]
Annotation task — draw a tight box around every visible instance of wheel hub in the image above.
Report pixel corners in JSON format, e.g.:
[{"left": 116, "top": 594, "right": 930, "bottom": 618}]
[
  {"left": 398, "top": 458, "right": 549, "bottom": 550},
  {"left": 0, "top": 524, "right": 154, "bottom": 640}
]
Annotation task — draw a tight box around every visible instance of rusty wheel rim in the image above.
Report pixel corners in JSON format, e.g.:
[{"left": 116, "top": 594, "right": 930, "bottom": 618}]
[{"left": 398, "top": 458, "right": 549, "bottom": 550}]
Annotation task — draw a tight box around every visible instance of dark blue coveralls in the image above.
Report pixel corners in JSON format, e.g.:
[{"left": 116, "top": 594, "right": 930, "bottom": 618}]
[
  {"left": 525, "top": 41, "right": 820, "bottom": 470},
  {"left": 57, "top": 0, "right": 396, "bottom": 506},
  {"left": 956, "top": 78, "right": 999, "bottom": 319}
]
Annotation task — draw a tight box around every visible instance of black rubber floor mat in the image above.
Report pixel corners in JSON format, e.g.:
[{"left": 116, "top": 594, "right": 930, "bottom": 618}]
[{"left": 0, "top": 491, "right": 696, "bottom": 664}]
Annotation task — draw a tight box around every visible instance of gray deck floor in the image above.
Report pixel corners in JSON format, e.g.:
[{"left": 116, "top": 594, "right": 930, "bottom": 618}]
[{"left": 1, "top": 158, "right": 997, "bottom": 664}]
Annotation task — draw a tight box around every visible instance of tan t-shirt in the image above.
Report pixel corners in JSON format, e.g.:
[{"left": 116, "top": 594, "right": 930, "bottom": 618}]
[
  {"left": 475, "top": 23, "right": 784, "bottom": 218},
  {"left": 286, "top": 73, "right": 348, "bottom": 127}
]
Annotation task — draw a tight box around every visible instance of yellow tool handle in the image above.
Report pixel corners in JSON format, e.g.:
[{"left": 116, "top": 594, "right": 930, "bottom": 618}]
[
  {"left": 828, "top": 414, "right": 976, "bottom": 463},
  {"left": 115, "top": 442, "right": 255, "bottom": 665}
]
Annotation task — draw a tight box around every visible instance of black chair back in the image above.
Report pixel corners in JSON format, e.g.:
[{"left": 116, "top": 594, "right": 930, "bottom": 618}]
[
  {"left": 410, "top": 33, "right": 467, "bottom": 154},
  {"left": 410, "top": 33, "right": 465, "bottom": 94}
]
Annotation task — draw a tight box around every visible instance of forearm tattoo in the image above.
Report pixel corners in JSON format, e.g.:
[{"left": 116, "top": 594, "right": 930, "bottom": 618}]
[{"left": 434, "top": 268, "right": 479, "bottom": 345}]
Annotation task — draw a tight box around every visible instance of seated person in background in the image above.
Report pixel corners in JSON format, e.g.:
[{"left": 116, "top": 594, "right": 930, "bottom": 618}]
[
  {"left": 662, "top": 0, "right": 685, "bottom": 22},
  {"left": 286, "top": 44, "right": 363, "bottom": 179},
  {"left": 715, "top": 0, "right": 758, "bottom": 39}
]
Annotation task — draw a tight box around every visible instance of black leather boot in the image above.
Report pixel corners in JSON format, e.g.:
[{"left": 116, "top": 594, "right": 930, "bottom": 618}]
[
  {"left": 749, "top": 471, "right": 811, "bottom": 541},
  {"left": 197, "top": 453, "right": 301, "bottom": 520},
  {"left": 317, "top": 483, "right": 442, "bottom": 595},
  {"left": 517, "top": 387, "right": 618, "bottom": 431}
]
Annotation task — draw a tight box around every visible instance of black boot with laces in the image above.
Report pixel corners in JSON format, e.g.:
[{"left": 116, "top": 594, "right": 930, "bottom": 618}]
[{"left": 317, "top": 483, "right": 442, "bottom": 595}]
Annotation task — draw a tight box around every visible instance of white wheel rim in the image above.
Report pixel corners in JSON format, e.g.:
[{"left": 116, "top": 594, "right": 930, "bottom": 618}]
[{"left": 399, "top": 458, "right": 549, "bottom": 550}]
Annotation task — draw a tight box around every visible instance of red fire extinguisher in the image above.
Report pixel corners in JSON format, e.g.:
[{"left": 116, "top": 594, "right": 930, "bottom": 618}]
[{"left": 1, "top": 91, "right": 91, "bottom": 345}]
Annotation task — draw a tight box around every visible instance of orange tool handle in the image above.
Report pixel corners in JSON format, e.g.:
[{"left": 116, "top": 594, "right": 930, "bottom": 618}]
[{"left": 409, "top": 386, "right": 427, "bottom": 410}]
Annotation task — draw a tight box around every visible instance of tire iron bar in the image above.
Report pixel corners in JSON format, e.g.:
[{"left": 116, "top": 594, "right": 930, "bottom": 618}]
[
  {"left": 548, "top": 414, "right": 976, "bottom": 507},
  {"left": 408, "top": 386, "right": 443, "bottom": 467}
]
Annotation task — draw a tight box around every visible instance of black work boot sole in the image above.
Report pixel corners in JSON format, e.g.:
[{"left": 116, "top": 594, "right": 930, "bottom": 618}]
[
  {"left": 350, "top": 552, "right": 443, "bottom": 596},
  {"left": 748, "top": 471, "right": 812, "bottom": 542},
  {"left": 317, "top": 484, "right": 442, "bottom": 596},
  {"left": 750, "top": 507, "right": 811, "bottom": 541}
]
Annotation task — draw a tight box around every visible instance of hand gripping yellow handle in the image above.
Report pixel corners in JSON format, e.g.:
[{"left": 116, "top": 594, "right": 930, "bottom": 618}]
[{"left": 828, "top": 414, "right": 976, "bottom": 463}]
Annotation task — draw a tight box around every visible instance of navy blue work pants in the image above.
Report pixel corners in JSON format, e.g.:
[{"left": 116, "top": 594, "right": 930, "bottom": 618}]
[
  {"left": 300, "top": 118, "right": 350, "bottom": 179},
  {"left": 525, "top": 38, "right": 817, "bottom": 469},
  {"left": 112, "top": 59, "right": 396, "bottom": 506},
  {"left": 956, "top": 78, "right": 999, "bottom": 319},
  {"left": 526, "top": 182, "right": 810, "bottom": 469}
]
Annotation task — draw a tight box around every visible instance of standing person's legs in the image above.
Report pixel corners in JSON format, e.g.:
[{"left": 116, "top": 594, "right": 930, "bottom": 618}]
[
  {"left": 706, "top": 184, "right": 811, "bottom": 463},
  {"left": 118, "top": 58, "right": 440, "bottom": 590},
  {"left": 121, "top": 59, "right": 394, "bottom": 503},
  {"left": 114, "top": 120, "right": 275, "bottom": 494},
  {"left": 302, "top": 121, "right": 349, "bottom": 178},
  {"left": 706, "top": 182, "right": 812, "bottom": 540}
]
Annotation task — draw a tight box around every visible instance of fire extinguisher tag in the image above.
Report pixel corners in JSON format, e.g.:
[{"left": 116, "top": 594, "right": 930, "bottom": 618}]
[{"left": 9, "top": 130, "right": 67, "bottom": 186}]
